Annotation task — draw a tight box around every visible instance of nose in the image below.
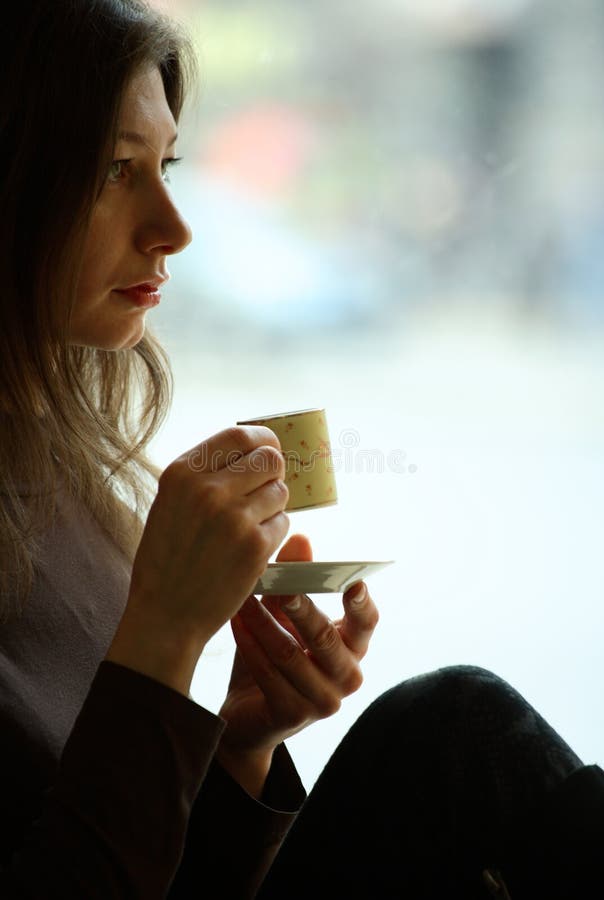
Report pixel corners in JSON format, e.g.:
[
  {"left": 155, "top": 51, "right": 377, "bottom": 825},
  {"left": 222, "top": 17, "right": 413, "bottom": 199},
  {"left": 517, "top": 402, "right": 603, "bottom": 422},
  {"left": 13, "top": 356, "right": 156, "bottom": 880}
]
[{"left": 136, "top": 181, "right": 193, "bottom": 257}]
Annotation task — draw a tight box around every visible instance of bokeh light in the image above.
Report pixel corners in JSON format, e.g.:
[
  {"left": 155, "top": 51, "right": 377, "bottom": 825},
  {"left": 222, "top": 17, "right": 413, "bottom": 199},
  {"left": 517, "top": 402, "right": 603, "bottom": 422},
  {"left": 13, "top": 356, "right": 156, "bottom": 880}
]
[{"left": 148, "top": 0, "right": 604, "bottom": 788}]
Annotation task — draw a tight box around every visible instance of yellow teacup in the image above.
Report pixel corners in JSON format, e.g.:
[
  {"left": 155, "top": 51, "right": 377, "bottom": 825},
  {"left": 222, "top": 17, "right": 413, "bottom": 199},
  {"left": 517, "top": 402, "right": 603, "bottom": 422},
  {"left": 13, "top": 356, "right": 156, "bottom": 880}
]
[{"left": 237, "top": 408, "right": 337, "bottom": 511}]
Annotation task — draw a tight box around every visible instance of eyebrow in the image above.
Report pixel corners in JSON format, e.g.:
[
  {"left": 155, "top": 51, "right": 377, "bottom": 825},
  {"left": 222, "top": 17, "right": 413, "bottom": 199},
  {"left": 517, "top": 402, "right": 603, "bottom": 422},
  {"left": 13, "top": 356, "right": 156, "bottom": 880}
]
[{"left": 117, "top": 129, "right": 178, "bottom": 149}]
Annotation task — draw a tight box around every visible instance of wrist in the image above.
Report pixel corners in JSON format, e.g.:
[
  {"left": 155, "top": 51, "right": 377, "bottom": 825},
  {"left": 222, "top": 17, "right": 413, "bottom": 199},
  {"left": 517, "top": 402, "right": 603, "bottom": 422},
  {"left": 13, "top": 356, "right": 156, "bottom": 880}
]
[
  {"left": 215, "top": 742, "right": 274, "bottom": 800},
  {"left": 106, "top": 605, "right": 204, "bottom": 697}
]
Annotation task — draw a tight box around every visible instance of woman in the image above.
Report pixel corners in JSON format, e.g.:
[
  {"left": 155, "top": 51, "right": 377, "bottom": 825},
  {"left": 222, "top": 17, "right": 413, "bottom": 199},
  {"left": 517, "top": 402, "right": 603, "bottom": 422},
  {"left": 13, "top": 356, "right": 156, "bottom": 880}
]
[
  {"left": 1, "top": 2, "right": 602, "bottom": 898},
  {"left": 1, "top": 1, "right": 379, "bottom": 895}
]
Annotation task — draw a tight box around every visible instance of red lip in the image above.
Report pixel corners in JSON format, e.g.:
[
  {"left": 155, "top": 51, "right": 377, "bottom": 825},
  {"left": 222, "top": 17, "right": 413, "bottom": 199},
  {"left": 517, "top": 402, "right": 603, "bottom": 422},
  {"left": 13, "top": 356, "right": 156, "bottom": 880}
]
[
  {"left": 114, "top": 276, "right": 168, "bottom": 309},
  {"left": 120, "top": 275, "right": 168, "bottom": 290},
  {"left": 114, "top": 285, "right": 162, "bottom": 309}
]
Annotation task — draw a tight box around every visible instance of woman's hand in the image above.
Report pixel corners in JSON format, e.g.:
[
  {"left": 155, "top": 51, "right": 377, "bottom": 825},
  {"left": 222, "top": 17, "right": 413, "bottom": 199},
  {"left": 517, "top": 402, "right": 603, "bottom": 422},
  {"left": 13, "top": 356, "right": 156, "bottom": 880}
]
[
  {"left": 106, "top": 426, "right": 290, "bottom": 695},
  {"left": 216, "top": 533, "right": 379, "bottom": 797}
]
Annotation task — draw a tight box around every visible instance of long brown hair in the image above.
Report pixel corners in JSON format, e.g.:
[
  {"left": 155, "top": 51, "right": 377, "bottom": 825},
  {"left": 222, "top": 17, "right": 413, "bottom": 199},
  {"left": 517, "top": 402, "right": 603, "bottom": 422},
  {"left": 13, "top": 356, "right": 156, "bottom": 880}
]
[{"left": 0, "top": 0, "right": 197, "bottom": 615}]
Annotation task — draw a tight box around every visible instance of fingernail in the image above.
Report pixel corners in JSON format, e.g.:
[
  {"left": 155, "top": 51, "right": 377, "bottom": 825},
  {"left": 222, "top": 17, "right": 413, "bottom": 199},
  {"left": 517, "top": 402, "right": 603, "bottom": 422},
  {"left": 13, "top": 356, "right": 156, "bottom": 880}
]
[
  {"left": 281, "top": 595, "right": 302, "bottom": 613},
  {"left": 347, "top": 582, "right": 366, "bottom": 605}
]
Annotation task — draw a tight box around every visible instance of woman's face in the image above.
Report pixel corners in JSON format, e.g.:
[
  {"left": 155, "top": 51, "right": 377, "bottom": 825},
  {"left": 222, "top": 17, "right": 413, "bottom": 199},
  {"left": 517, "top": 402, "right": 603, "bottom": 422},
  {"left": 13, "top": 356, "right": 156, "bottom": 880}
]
[{"left": 71, "top": 66, "right": 192, "bottom": 349}]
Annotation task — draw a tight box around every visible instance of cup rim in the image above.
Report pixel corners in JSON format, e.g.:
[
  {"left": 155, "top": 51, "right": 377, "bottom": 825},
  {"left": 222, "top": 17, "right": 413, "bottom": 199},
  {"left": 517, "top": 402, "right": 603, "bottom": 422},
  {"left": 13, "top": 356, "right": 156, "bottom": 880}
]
[{"left": 237, "top": 408, "right": 325, "bottom": 424}]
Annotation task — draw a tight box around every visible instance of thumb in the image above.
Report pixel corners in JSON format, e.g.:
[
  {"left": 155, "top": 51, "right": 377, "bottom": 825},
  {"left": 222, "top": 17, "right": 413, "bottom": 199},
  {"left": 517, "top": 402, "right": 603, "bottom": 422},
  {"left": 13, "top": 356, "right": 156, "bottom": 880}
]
[{"left": 276, "top": 533, "right": 313, "bottom": 562}]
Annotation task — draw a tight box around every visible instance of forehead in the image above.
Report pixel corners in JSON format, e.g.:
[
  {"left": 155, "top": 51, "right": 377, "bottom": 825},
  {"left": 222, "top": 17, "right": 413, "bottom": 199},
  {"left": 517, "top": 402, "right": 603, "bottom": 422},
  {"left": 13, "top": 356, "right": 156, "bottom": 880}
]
[{"left": 118, "top": 66, "right": 176, "bottom": 141}]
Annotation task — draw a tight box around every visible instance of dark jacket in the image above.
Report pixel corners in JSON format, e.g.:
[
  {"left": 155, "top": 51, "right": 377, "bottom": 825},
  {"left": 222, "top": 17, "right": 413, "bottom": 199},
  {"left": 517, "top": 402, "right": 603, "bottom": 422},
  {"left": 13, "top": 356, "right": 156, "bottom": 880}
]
[{"left": 0, "top": 485, "right": 304, "bottom": 898}]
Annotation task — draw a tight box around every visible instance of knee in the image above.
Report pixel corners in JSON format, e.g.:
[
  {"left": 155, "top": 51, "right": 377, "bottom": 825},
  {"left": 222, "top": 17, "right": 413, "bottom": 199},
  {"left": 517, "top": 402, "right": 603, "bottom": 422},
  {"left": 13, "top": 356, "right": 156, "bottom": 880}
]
[
  {"left": 334, "top": 665, "right": 534, "bottom": 782},
  {"left": 424, "top": 664, "right": 513, "bottom": 701},
  {"left": 390, "top": 663, "right": 511, "bottom": 701},
  {"left": 364, "top": 664, "right": 519, "bottom": 729}
]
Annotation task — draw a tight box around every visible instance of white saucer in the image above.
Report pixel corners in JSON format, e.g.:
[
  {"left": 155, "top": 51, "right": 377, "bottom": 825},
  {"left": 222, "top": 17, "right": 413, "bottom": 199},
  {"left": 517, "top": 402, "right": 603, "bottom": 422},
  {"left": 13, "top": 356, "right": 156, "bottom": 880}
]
[{"left": 253, "top": 560, "right": 394, "bottom": 595}]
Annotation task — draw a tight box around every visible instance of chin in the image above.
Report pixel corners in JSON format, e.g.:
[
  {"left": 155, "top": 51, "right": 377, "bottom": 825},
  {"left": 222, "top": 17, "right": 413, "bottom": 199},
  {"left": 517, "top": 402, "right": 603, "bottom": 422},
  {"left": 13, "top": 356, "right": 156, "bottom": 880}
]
[
  {"left": 117, "top": 328, "right": 147, "bottom": 350},
  {"left": 70, "top": 321, "right": 147, "bottom": 351}
]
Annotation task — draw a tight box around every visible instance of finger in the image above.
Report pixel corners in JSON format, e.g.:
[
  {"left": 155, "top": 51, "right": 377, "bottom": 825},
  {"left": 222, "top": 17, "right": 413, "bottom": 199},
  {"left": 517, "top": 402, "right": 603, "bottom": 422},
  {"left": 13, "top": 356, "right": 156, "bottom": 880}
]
[
  {"left": 177, "top": 425, "right": 282, "bottom": 474},
  {"left": 241, "top": 445, "right": 286, "bottom": 490},
  {"left": 275, "top": 593, "right": 363, "bottom": 696},
  {"left": 275, "top": 533, "right": 313, "bottom": 562},
  {"left": 221, "top": 444, "right": 286, "bottom": 496},
  {"left": 236, "top": 597, "right": 343, "bottom": 716},
  {"left": 230, "top": 613, "right": 315, "bottom": 727},
  {"left": 225, "top": 638, "right": 252, "bottom": 689},
  {"left": 339, "top": 582, "right": 380, "bottom": 659},
  {"left": 202, "top": 445, "right": 287, "bottom": 517},
  {"left": 259, "top": 532, "right": 313, "bottom": 640},
  {"left": 260, "top": 594, "right": 306, "bottom": 646},
  {"left": 245, "top": 476, "right": 289, "bottom": 523},
  {"left": 258, "top": 510, "right": 290, "bottom": 553}
]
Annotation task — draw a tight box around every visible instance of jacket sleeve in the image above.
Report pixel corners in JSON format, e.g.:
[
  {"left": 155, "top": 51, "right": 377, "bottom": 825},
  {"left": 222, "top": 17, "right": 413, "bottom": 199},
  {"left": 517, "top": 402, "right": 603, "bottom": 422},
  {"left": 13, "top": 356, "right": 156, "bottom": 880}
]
[
  {"left": 0, "top": 661, "right": 225, "bottom": 899},
  {"left": 168, "top": 743, "right": 306, "bottom": 900}
]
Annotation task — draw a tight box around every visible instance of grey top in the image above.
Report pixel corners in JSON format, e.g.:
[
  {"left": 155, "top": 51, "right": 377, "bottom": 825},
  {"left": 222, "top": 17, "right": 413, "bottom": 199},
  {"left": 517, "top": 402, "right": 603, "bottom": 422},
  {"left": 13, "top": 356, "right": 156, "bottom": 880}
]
[
  {"left": 0, "top": 484, "right": 133, "bottom": 761},
  {"left": 0, "top": 485, "right": 304, "bottom": 898}
]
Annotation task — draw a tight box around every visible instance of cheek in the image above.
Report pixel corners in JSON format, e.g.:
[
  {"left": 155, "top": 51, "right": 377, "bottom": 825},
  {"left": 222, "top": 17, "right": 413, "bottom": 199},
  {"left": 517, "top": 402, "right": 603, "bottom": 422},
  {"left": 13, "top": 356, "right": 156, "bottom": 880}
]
[{"left": 78, "top": 209, "right": 118, "bottom": 298}]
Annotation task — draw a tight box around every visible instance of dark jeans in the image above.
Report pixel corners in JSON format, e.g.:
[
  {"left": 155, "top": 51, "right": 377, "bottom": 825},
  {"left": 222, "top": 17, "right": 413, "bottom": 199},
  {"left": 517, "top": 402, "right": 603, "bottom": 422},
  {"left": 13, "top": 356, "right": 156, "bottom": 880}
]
[{"left": 257, "top": 666, "right": 583, "bottom": 899}]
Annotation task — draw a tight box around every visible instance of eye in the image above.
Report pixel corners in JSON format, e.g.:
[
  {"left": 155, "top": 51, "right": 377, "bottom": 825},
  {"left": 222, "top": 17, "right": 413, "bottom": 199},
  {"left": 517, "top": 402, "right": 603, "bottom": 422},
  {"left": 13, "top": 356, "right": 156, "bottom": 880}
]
[
  {"left": 105, "top": 156, "right": 183, "bottom": 185},
  {"left": 161, "top": 157, "right": 183, "bottom": 183},
  {"left": 107, "top": 159, "right": 131, "bottom": 183}
]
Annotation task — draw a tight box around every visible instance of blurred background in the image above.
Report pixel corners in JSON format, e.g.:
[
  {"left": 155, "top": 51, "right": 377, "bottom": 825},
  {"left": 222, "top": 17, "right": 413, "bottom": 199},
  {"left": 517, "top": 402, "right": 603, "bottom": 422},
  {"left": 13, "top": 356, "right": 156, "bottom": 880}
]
[{"left": 147, "top": 0, "right": 604, "bottom": 788}]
